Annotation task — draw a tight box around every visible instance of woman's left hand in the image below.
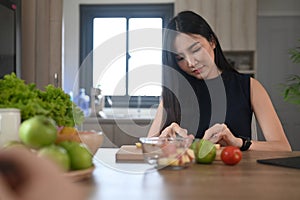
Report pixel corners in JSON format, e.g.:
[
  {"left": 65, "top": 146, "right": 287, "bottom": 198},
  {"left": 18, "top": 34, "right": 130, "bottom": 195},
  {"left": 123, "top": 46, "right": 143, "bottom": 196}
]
[{"left": 203, "top": 123, "right": 242, "bottom": 147}]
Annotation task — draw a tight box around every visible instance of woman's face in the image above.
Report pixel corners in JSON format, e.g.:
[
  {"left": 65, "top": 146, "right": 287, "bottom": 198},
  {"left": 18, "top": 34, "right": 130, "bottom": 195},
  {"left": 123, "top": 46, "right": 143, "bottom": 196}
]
[{"left": 173, "top": 33, "right": 220, "bottom": 80}]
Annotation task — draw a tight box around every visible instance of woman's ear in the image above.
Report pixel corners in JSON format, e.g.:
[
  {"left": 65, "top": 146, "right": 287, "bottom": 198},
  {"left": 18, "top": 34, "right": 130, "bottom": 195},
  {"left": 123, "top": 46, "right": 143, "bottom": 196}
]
[{"left": 209, "top": 35, "right": 216, "bottom": 49}]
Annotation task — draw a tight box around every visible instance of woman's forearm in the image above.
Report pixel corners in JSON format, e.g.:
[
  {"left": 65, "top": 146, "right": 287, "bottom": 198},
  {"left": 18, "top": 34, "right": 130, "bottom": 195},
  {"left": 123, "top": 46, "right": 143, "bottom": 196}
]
[{"left": 250, "top": 140, "right": 292, "bottom": 152}]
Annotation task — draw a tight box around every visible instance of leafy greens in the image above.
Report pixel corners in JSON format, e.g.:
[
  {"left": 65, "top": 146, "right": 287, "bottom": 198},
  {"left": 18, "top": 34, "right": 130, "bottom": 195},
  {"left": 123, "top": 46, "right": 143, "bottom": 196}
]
[{"left": 0, "top": 73, "right": 84, "bottom": 127}]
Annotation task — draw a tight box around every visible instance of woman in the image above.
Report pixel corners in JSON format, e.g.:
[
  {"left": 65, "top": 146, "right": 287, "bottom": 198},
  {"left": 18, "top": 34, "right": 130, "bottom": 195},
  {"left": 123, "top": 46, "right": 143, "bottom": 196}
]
[{"left": 148, "top": 11, "right": 291, "bottom": 151}]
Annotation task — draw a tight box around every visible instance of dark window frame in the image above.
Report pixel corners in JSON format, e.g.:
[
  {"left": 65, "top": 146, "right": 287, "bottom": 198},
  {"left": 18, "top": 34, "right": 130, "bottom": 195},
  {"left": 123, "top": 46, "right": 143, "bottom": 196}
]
[
  {"left": 0, "top": 0, "right": 21, "bottom": 79},
  {"left": 79, "top": 4, "right": 173, "bottom": 108}
]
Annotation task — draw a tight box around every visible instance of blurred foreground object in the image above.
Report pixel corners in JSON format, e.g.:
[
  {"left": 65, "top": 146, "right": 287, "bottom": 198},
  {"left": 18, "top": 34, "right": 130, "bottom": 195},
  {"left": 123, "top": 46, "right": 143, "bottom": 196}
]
[{"left": 0, "top": 147, "right": 87, "bottom": 200}]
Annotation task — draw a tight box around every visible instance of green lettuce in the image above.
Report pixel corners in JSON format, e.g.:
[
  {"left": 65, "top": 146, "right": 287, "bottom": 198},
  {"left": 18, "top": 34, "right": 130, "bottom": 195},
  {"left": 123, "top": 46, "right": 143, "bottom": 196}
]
[{"left": 0, "top": 73, "right": 84, "bottom": 127}]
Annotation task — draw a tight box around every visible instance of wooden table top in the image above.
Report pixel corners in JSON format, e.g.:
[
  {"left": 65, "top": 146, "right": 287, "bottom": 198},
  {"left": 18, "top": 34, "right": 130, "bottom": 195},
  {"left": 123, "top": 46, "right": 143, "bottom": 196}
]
[{"left": 79, "top": 148, "right": 300, "bottom": 200}]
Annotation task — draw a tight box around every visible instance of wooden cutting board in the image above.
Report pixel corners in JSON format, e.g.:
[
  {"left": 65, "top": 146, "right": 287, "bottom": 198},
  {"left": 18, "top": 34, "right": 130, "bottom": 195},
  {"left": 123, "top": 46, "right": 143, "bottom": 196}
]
[{"left": 115, "top": 145, "right": 145, "bottom": 163}]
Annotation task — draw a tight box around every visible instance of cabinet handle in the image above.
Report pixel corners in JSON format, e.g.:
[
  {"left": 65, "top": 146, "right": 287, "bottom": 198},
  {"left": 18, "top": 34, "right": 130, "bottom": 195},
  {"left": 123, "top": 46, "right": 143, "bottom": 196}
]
[{"left": 54, "top": 73, "right": 59, "bottom": 87}]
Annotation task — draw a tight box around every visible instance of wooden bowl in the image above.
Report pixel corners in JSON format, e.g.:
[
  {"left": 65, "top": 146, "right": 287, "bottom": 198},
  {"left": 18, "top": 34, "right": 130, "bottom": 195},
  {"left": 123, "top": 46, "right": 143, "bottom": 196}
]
[
  {"left": 78, "top": 131, "right": 103, "bottom": 155},
  {"left": 65, "top": 165, "right": 95, "bottom": 182}
]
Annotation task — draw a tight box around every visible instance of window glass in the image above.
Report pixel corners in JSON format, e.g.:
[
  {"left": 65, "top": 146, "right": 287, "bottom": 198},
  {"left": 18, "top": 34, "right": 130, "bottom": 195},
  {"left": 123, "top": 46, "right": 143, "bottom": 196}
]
[
  {"left": 93, "top": 17, "right": 162, "bottom": 96},
  {"left": 128, "top": 18, "right": 162, "bottom": 96},
  {"left": 93, "top": 18, "right": 126, "bottom": 95}
]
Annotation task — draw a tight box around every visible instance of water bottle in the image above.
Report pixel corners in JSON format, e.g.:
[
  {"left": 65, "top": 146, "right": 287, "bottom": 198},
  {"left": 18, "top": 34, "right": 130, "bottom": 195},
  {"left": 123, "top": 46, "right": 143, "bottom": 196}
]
[
  {"left": 90, "top": 87, "right": 105, "bottom": 117},
  {"left": 69, "top": 91, "right": 73, "bottom": 102},
  {"left": 77, "top": 88, "right": 90, "bottom": 117}
]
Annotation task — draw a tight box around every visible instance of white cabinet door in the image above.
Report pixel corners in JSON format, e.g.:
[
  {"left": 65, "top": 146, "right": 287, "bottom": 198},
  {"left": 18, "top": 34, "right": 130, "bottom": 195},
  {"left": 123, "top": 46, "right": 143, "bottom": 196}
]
[
  {"left": 231, "top": 0, "right": 257, "bottom": 50},
  {"left": 175, "top": 0, "right": 217, "bottom": 29},
  {"left": 175, "top": 0, "right": 257, "bottom": 51},
  {"left": 215, "top": 0, "right": 232, "bottom": 51}
]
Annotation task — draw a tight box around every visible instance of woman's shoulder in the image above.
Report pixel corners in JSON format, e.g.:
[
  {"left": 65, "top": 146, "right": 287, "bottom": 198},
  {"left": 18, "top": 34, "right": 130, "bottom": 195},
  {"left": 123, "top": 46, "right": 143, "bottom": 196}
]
[
  {"left": 222, "top": 70, "right": 251, "bottom": 83},
  {"left": 250, "top": 77, "right": 267, "bottom": 92}
]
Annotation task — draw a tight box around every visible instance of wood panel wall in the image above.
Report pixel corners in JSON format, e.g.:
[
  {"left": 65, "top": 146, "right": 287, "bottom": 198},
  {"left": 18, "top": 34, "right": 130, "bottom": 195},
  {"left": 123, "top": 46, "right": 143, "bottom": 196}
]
[{"left": 21, "top": 0, "right": 62, "bottom": 89}]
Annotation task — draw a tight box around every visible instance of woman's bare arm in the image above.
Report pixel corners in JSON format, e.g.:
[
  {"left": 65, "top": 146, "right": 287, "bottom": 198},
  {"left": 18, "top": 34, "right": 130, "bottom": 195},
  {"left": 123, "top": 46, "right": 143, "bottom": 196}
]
[
  {"left": 147, "top": 100, "right": 164, "bottom": 137},
  {"left": 250, "top": 78, "right": 291, "bottom": 151},
  {"left": 148, "top": 101, "right": 194, "bottom": 139}
]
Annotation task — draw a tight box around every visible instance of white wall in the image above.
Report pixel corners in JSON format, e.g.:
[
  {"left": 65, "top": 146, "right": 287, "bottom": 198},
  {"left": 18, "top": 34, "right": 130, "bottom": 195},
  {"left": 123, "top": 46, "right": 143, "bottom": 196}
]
[
  {"left": 62, "top": 0, "right": 174, "bottom": 95},
  {"left": 257, "top": 0, "right": 300, "bottom": 150},
  {"left": 258, "top": 0, "right": 300, "bottom": 16}
]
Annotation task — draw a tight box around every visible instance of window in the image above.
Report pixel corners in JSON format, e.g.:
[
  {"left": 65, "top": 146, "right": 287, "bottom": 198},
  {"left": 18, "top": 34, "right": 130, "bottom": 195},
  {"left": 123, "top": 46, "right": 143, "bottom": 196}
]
[
  {"left": 80, "top": 4, "right": 173, "bottom": 107},
  {"left": 0, "top": 0, "right": 21, "bottom": 79}
]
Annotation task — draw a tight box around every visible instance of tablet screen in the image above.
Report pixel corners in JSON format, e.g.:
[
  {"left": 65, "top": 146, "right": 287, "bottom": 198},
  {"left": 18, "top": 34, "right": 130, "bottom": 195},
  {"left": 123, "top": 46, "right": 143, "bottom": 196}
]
[{"left": 257, "top": 156, "right": 300, "bottom": 169}]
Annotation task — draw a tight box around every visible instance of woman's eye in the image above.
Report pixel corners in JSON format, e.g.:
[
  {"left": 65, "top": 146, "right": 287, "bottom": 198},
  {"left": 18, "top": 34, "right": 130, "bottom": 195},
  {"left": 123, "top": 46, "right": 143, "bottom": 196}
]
[
  {"left": 192, "top": 47, "right": 201, "bottom": 53},
  {"left": 175, "top": 56, "right": 184, "bottom": 61}
]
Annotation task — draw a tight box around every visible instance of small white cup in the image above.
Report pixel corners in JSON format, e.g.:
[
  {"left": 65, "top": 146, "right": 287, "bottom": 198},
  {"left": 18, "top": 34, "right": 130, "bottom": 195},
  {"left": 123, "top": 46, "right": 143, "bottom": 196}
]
[{"left": 0, "top": 108, "right": 21, "bottom": 147}]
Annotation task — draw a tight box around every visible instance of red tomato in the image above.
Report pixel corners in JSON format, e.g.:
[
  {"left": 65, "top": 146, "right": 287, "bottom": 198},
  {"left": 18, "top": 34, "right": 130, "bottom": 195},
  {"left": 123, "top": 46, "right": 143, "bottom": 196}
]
[{"left": 221, "top": 146, "right": 242, "bottom": 165}]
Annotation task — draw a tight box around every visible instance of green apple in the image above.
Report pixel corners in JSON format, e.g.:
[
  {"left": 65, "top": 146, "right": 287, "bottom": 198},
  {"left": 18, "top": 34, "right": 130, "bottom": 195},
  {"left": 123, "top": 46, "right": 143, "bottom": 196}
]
[
  {"left": 59, "top": 141, "right": 93, "bottom": 170},
  {"left": 19, "top": 115, "right": 57, "bottom": 149},
  {"left": 38, "top": 145, "right": 70, "bottom": 171}
]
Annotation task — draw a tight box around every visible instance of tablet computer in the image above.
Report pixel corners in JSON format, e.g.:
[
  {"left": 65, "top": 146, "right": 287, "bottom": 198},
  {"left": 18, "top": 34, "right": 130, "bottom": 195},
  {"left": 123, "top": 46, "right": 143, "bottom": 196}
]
[{"left": 257, "top": 156, "right": 300, "bottom": 169}]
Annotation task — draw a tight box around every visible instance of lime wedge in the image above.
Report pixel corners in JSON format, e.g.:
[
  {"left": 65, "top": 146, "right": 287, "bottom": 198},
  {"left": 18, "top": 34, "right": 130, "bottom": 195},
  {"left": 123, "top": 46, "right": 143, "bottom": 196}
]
[{"left": 196, "top": 139, "right": 216, "bottom": 164}]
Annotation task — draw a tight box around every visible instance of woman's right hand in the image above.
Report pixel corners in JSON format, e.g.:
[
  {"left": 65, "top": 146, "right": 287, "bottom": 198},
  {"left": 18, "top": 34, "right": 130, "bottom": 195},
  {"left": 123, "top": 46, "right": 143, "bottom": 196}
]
[{"left": 160, "top": 122, "right": 195, "bottom": 141}]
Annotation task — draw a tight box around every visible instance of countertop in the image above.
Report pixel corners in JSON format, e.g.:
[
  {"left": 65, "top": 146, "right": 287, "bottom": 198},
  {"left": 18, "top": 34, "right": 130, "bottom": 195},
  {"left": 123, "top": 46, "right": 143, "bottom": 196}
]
[
  {"left": 83, "top": 117, "right": 153, "bottom": 124},
  {"left": 78, "top": 148, "right": 300, "bottom": 200}
]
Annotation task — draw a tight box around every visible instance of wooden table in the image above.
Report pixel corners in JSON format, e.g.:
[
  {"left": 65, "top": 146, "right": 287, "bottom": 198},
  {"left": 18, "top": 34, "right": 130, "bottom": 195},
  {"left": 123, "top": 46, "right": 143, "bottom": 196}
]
[{"left": 79, "top": 148, "right": 300, "bottom": 200}]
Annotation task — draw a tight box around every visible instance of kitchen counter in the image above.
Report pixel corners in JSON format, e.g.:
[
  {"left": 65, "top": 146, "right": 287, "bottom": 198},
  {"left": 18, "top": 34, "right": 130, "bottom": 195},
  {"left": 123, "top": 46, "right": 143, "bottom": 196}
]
[
  {"left": 79, "top": 149, "right": 300, "bottom": 200},
  {"left": 80, "top": 117, "right": 153, "bottom": 147},
  {"left": 83, "top": 117, "right": 153, "bottom": 124}
]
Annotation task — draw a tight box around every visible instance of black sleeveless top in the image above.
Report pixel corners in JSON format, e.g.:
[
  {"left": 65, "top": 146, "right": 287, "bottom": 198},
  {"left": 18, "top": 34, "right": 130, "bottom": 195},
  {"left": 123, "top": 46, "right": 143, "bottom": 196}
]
[{"left": 180, "top": 70, "right": 253, "bottom": 139}]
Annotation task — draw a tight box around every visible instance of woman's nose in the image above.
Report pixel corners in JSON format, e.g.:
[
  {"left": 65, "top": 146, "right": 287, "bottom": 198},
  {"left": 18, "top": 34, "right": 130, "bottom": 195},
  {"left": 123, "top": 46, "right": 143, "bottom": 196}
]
[{"left": 186, "top": 55, "right": 196, "bottom": 67}]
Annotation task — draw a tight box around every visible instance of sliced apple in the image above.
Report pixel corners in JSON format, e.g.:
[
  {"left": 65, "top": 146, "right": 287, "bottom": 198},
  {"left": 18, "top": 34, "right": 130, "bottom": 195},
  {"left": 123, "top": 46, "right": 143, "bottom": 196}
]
[
  {"left": 186, "top": 148, "right": 195, "bottom": 161},
  {"left": 180, "top": 154, "right": 191, "bottom": 164},
  {"left": 170, "top": 158, "right": 180, "bottom": 166}
]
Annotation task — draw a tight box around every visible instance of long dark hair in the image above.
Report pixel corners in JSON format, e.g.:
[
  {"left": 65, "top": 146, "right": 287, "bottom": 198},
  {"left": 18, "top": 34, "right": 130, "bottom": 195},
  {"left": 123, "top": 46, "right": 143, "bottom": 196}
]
[{"left": 160, "top": 11, "right": 236, "bottom": 132}]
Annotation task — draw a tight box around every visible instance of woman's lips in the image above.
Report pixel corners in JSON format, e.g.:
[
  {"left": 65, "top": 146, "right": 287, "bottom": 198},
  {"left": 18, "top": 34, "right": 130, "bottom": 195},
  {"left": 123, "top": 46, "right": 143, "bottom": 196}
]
[
  {"left": 193, "top": 69, "right": 201, "bottom": 74},
  {"left": 192, "top": 65, "right": 205, "bottom": 74}
]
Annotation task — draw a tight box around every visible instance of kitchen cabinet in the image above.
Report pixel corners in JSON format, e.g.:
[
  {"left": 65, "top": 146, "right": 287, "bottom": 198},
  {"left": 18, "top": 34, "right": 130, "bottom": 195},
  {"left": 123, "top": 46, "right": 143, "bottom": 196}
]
[
  {"left": 230, "top": 0, "right": 257, "bottom": 51},
  {"left": 113, "top": 125, "right": 141, "bottom": 147},
  {"left": 21, "top": 0, "right": 62, "bottom": 89},
  {"left": 175, "top": 0, "right": 257, "bottom": 51},
  {"left": 81, "top": 118, "right": 151, "bottom": 148},
  {"left": 216, "top": 0, "right": 257, "bottom": 51}
]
